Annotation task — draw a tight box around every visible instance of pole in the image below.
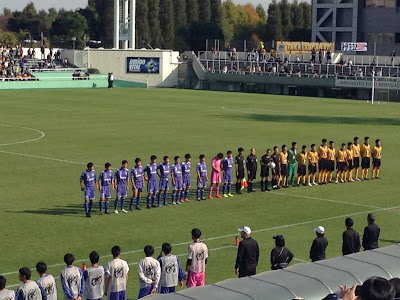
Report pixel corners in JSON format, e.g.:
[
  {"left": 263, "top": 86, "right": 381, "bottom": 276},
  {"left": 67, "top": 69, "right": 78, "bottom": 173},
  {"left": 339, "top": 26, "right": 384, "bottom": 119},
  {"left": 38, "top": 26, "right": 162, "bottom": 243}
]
[
  {"left": 114, "top": 0, "right": 120, "bottom": 49},
  {"left": 371, "top": 71, "right": 375, "bottom": 105},
  {"left": 130, "top": 0, "right": 136, "bottom": 49}
]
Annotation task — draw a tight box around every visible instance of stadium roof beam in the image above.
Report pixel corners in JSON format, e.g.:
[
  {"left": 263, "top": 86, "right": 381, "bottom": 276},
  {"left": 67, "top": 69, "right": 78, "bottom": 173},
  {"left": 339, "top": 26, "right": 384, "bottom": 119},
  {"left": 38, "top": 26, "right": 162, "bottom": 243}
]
[{"left": 114, "top": 0, "right": 136, "bottom": 49}]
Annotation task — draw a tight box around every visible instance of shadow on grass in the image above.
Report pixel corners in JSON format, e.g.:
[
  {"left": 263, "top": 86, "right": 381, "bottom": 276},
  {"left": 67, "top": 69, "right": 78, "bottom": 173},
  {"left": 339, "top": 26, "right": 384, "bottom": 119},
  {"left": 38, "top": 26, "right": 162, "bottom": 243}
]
[
  {"left": 6, "top": 204, "right": 84, "bottom": 217},
  {"left": 380, "top": 239, "right": 400, "bottom": 244},
  {"left": 215, "top": 113, "right": 400, "bottom": 126}
]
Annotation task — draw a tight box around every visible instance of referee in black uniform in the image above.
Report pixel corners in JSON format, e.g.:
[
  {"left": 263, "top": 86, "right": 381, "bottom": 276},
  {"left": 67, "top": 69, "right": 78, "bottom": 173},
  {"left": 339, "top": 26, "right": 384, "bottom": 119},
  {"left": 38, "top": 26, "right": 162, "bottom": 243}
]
[
  {"left": 235, "top": 226, "right": 259, "bottom": 278},
  {"left": 246, "top": 148, "right": 257, "bottom": 193},
  {"left": 235, "top": 147, "right": 245, "bottom": 195},
  {"left": 271, "top": 146, "right": 281, "bottom": 190}
]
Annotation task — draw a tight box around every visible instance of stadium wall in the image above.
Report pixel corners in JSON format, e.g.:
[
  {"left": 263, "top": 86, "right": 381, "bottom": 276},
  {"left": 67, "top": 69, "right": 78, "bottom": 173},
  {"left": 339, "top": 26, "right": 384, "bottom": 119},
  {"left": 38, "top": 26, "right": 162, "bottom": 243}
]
[{"left": 61, "top": 49, "right": 179, "bottom": 87}]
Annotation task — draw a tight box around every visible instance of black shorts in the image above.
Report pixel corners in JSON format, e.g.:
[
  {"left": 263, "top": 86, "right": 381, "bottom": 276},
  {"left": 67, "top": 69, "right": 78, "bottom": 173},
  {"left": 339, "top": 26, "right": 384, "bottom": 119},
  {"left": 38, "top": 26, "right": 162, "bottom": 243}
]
[
  {"left": 347, "top": 160, "right": 354, "bottom": 170},
  {"left": 338, "top": 162, "right": 347, "bottom": 172},
  {"left": 373, "top": 158, "right": 381, "bottom": 167},
  {"left": 272, "top": 165, "right": 280, "bottom": 176},
  {"left": 298, "top": 165, "right": 306, "bottom": 176},
  {"left": 327, "top": 160, "right": 335, "bottom": 172},
  {"left": 248, "top": 170, "right": 257, "bottom": 180},
  {"left": 308, "top": 164, "right": 317, "bottom": 174},
  {"left": 237, "top": 169, "right": 245, "bottom": 179},
  {"left": 281, "top": 164, "right": 288, "bottom": 176},
  {"left": 318, "top": 159, "right": 328, "bottom": 171},
  {"left": 354, "top": 157, "right": 360, "bottom": 168},
  {"left": 361, "top": 157, "right": 370, "bottom": 169},
  {"left": 260, "top": 166, "right": 269, "bottom": 177}
]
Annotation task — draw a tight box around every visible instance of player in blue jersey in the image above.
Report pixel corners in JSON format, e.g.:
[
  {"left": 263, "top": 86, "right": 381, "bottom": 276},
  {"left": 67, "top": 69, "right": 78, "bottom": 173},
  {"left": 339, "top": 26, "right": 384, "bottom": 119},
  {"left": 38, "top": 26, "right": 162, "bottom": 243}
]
[
  {"left": 145, "top": 155, "right": 158, "bottom": 209},
  {"left": 98, "top": 162, "right": 113, "bottom": 215},
  {"left": 171, "top": 156, "right": 183, "bottom": 205},
  {"left": 157, "top": 156, "right": 170, "bottom": 207},
  {"left": 80, "top": 162, "right": 96, "bottom": 218},
  {"left": 130, "top": 158, "right": 145, "bottom": 211},
  {"left": 113, "top": 160, "right": 129, "bottom": 214},
  {"left": 181, "top": 154, "right": 192, "bottom": 202},
  {"left": 196, "top": 155, "right": 208, "bottom": 201},
  {"left": 222, "top": 151, "right": 234, "bottom": 198}
]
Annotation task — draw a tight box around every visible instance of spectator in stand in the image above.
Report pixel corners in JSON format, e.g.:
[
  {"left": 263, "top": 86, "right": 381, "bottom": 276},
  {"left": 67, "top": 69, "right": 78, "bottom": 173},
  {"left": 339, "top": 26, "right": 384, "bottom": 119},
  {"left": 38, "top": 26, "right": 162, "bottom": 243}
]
[
  {"left": 339, "top": 277, "right": 395, "bottom": 300},
  {"left": 310, "top": 226, "right": 328, "bottom": 262},
  {"left": 311, "top": 48, "right": 316, "bottom": 63},
  {"left": 391, "top": 50, "right": 395, "bottom": 66},
  {"left": 318, "top": 49, "right": 323, "bottom": 64},
  {"left": 362, "top": 213, "right": 380, "bottom": 250},
  {"left": 327, "top": 50, "right": 332, "bottom": 64},
  {"left": 270, "top": 235, "right": 294, "bottom": 270},
  {"left": 342, "top": 218, "right": 361, "bottom": 255},
  {"left": 41, "top": 46, "right": 45, "bottom": 60},
  {"left": 389, "top": 278, "right": 400, "bottom": 298},
  {"left": 235, "top": 226, "right": 259, "bottom": 277}
]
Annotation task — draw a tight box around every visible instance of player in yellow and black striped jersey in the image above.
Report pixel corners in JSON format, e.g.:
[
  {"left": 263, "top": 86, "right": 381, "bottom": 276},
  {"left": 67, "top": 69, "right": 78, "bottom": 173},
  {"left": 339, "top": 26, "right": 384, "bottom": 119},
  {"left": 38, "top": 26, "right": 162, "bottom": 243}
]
[
  {"left": 335, "top": 143, "right": 348, "bottom": 183},
  {"left": 352, "top": 137, "right": 361, "bottom": 181},
  {"left": 327, "top": 141, "right": 336, "bottom": 183},
  {"left": 296, "top": 145, "right": 308, "bottom": 186},
  {"left": 371, "top": 139, "right": 382, "bottom": 179},
  {"left": 346, "top": 142, "right": 354, "bottom": 182},
  {"left": 360, "top": 136, "right": 371, "bottom": 180}
]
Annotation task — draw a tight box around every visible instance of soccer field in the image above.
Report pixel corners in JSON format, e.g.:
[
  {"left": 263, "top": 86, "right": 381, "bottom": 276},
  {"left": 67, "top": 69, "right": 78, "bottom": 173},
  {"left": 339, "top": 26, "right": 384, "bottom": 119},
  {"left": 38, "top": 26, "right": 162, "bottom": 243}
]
[{"left": 0, "top": 88, "right": 399, "bottom": 298}]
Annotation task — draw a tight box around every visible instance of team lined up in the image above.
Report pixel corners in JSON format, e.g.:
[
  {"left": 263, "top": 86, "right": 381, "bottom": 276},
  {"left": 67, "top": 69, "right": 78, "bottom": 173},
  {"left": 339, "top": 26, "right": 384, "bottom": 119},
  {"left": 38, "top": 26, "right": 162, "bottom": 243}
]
[{"left": 79, "top": 136, "right": 382, "bottom": 217}]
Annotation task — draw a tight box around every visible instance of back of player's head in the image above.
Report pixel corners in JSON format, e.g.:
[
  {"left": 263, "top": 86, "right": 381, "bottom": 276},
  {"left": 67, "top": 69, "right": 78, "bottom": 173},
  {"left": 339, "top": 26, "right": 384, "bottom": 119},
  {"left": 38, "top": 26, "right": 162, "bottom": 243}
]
[
  {"left": 36, "top": 261, "right": 47, "bottom": 275},
  {"left": 0, "top": 276, "right": 6, "bottom": 290},
  {"left": 191, "top": 228, "right": 202, "bottom": 239},
  {"left": 368, "top": 213, "right": 376, "bottom": 223},
  {"left": 217, "top": 153, "right": 224, "bottom": 159},
  {"left": 89, "top": 251, "right": 100, "bottom": 264},
  {"left": 345, "top": 217, "right": 354, "bottom": 228},
  {"left": 64, "top": 253, "right": 75, "bottom": 266},
  {"left": 238, "top": 147, "right": 244, "bottom": 152},
  {"left": 389, "top": 278, "right": 400, "bottom": 298},
  {"left": 135, "top": 158, "right": 141, "bottom": 163},
  {"left": 354, "top": 137, "right": 359, "bottom": 141},
  {"left": 311, "top": 144, "right": 316, "bottom": 148},
  {"left": 348, "top": 142, "right": 352, "bottom": 147},
  {"left": 375, "top": 139, "right": 380, "bottom": 144},
  {"left": 163, "top": 156, "right": 169, "bottom": 161},
  {"left": 122, "top": 160, "right": 128, "bottom": 165},
  {"left": 111, "top": 246, "right": 121, "bottom": 258},
  {"left": 19, "top": 267, "right": 31, "bottom": 280},
  {"left": 322, "top": 138, "right": 327, "bottom": 143},
  {"left": 162, "top": 243, "right": 172, "bottom": 255},
  {"left": 105, "top": 162, "right": 111, "bottom": 169},
  {"left": 185, "top": 154, "right": 191, "bottom": 159},
  {"left": 273, "top": 235, "right": 285, "bottom": 247},
  {"left": 144, "top": 245, "right": 154, "bottom": 257},
  {"left": 361, "top": 277, "right": 395, "bottom": 300},
  {"left": 365, "top": 136, "right": 369, "bottom": 141},
  {"left": 227, "top": 150, "right": 232, "bottom": 155},
  {"left": 282, "top": 145, "right": 287, "bottom": 150},
  {"left": 329, "top": 141, "right": 334, "bottom": 145},
  {"left": 292, "top": 142, "right": 297, "bottom": 147},
  {"left": 174, "top": 156, "right": 180, "bottom": 161},
  {"left": 151, "top": 155, "right": 157, "bottom": 161},
  {"left": 87, "top": 162, "right": 94, "bottom": 169},
  {"left": 199, "top": 154, "right": 205, "bottom": 160}
]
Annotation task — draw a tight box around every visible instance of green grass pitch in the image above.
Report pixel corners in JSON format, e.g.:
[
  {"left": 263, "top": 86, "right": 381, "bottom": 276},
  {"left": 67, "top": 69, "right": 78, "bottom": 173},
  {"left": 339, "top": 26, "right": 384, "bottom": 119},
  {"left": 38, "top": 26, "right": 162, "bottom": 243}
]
[{"left": 0, "top": 88, "right": 399, "bottom": 298}]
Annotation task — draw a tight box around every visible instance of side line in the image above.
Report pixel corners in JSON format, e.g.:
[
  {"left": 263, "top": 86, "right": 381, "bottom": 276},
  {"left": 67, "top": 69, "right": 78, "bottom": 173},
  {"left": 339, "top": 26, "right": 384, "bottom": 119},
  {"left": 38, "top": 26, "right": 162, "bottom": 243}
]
[{"left": 2, "top": 205, "right": 399, "bottom": 277}]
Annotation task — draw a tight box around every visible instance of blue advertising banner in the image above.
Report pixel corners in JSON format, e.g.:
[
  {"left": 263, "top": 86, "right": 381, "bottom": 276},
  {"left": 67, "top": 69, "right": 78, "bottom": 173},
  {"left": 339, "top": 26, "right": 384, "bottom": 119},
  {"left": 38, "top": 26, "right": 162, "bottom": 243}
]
[{"left": 126, "top": 57, "right": 160, "bottom": 74}]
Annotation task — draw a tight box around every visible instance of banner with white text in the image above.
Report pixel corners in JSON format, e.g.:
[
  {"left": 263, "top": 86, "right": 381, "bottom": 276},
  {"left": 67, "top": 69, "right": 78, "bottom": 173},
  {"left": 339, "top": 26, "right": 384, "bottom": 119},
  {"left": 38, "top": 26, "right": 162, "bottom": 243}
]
[{"left": 127, "top": 57, "right": 160, "bottom": 74}]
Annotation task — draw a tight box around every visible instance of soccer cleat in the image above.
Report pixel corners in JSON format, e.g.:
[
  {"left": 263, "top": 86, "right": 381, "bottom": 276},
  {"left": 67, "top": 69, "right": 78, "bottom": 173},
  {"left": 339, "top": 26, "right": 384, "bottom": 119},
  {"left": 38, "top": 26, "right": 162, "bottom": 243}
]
[
  {"left": 114, "top": 209, "right": 119, "bottom": 214},
  {"left": 355, "top": 178, "right": 361, "bottom": 181},
  {"left": 335, "top": 180, "right": 338, "bottom": 184},
  {"left": 157, "top": 203, "right": 163, "bottom": 208},
  {"left": 216, "top": 194, "right": 223, "bottom": 198},
  {"left": 164, "top": 203, "right": 170, "bottom": 206},
  {"left": 172, "top": 201, "right": 177, "bottom": 205},
  {"left": 100, "top": 211, "right": 104, "bottom": 215},
  {"left": 312, "top": 182, "right": 318, "bottom": 185},
  {"left": 364, "top": 178, "right": 369, "bottom": 180},
  {"left": 177, "top": 201, "right": 183, "bottom": 204},
  {"left": 152, "top": 204, "right": 158, "bottom": 208},
  {"left": 340, "top": 180, "right": 344, "bottom": 183},
  {"left": 307, "top": 183, "right": 312, "bottom": 186},
  {"left": 105, "top": 211, "right": 111, "bottom": 214},
  {"left": 223, "top": 194, "right": 229, "bottom": 198},
  {"left": 371, "top": 177, "right": 375, "bottom": 180},
  {"left": 197, "top": 198, "right": 201, "bottom": 201},
  {"left": 201, "top": 197, "right": 206, "bottom": 200},
  {"left": 121, "top": 209, "right": 128, "bottom": 213},
  {"left": 227, "top": 193, "right": 234, "bottom": 197},
  {"left": 183, "top": 198, "right": 190, "bottom": 202},
  {"left": 208, "top": 195, "right": 213, "bottom": 199},
  {"left": 135, "top": 207, "right": 141, "bottom": 210},
  {"left": 147, "top": 205, "right": 151, "bottom": 209},
  {"left": 86, "top": 213, "right": 91, "bottom": 218}
]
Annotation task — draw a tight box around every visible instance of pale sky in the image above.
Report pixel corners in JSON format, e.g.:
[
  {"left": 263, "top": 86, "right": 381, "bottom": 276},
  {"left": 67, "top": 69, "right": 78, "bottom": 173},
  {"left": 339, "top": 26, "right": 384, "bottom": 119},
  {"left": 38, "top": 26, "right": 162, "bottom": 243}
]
[{"left": 1, "top": 0, "right": 269, "bottom": 12}]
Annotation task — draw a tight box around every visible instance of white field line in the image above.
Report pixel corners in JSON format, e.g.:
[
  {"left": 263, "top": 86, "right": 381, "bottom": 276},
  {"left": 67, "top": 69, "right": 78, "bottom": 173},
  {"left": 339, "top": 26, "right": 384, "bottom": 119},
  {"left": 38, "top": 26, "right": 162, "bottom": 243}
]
[
  {"left": 2, "top": 204, "right": 399, "bottom": 278},
  {"left": 5, "top": 246, "right": 238, "bottom": 288},
  {"left": 0, "top": 125, "right": 46, "bottom": 146}
]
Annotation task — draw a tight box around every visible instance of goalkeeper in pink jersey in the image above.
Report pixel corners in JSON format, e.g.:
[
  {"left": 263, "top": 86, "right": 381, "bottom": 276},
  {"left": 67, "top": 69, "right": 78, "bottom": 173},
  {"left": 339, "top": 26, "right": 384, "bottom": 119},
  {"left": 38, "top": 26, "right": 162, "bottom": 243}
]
[{"left": 208, "top": 153, "right": 224, "bottom": 199}]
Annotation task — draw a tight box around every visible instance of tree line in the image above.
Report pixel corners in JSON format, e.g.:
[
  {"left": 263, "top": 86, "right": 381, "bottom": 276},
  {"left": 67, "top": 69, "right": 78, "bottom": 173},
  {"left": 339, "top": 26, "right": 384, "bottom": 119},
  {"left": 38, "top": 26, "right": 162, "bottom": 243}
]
[{"left": 0, "top": 0, "right": 311, "bottom": 52}]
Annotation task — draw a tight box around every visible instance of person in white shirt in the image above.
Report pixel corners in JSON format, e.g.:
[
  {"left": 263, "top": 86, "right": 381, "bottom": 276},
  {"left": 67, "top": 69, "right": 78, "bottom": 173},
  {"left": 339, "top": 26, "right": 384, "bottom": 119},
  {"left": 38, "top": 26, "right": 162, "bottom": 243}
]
[
  {"left": 0, "top": 275, "right": 15, "bottom": 300},
  {"left": 137, "top": 245, "right": 160, "bottom": 299},
  {"left": 83, "top": 252, "right": 104, "bottom": 300},
  {"left": 16, "top": 268, "right": 43, "bottom": 300},
  {"left": 185, "top": 228, "right": 208, "bottom": 288},
  {"left": 36, "top": 262, "right": 57, "bottom": 300},
  {"left": 60, "top": 254, "right": 85, "bottom": 300},
  {"left": 104, "top": 246, "right": 129, "bottom": 300}
]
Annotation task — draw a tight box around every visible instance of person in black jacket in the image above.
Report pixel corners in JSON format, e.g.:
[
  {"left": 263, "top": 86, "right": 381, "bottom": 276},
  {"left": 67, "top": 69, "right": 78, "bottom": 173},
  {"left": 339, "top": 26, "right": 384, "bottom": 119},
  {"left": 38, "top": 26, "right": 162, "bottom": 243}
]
[
  {"left": 246, "top": 148, "right": 257, "bottom": 193},
  {"left": 362, "top": 213, "right": 380, "bottom": 250},
  {"left": 235, "top": 226, "right": 259, "bottom": 278},
  {"left": 342, "top": 217, "right": 361, "bottom": 255},
  {"left": 270, "top": 235, "right": 294, "bottom": 270},
  {"left": 310, "top": 226, "right": 328, "bottom": 262}
]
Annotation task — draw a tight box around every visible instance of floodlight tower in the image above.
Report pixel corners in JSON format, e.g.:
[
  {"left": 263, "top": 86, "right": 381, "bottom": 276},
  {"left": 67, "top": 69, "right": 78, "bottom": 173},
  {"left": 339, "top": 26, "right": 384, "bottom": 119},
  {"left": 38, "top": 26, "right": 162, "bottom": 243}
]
[{"left": 114, "top": 0, "right": 136, "bottom": 49}]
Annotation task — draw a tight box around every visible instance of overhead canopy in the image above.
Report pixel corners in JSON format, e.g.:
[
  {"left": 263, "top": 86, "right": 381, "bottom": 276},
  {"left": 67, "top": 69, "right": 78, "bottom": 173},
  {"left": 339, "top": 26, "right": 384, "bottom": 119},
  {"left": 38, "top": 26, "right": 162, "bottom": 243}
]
[{"left": 144, "top": 244, "right": 400, "bottom": 300}]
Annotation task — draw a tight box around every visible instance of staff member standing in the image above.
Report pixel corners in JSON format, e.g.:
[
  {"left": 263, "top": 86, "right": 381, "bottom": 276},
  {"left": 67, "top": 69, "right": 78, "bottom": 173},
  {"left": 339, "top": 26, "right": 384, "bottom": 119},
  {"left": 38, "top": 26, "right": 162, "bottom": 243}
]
[
  {"left": 270, "top": 235, "right": 294, "bottom": 270},
  {"left": 287, "top": 142, "right": 297, "bottom": 186},
  {"left": 246, "top": 148, "right": 257, "bottom": 193},
  {"left": 235, "top": 226, "right": 259, "bottom": 278},
  {"left": 310, "top": 226, "right": 328, "bottom": 262},
  {"left": 342, "top": 218, "right": 361, "bottom": 255},
  {"left": 362, "top": 213, "right": 380, "bottom": 250},
  {"left": 234, "top": 148, "right": 245, "bottom": 195}
]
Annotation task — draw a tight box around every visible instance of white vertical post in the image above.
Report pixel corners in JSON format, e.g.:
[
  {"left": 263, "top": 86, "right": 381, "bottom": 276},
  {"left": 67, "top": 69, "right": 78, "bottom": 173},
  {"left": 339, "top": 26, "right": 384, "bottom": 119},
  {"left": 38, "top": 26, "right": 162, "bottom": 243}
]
[
  {"left": 122, "top": 0, "right": 128, "bottom": 49},
  {"left": 114, "top": 0, "right": 120, "bottom": 49},
  {"left": 130, "top": 0, "right": 136, "bottom": 49},
  {"left": 371, "top": 71, "right": 375, "bottom": 105}
]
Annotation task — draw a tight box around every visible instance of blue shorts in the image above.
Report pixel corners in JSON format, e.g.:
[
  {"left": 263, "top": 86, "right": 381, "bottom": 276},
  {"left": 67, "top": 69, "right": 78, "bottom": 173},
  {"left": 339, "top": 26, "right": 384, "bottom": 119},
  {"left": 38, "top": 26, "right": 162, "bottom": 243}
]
[
  {"left": 100, "top": 185, "right": 111, "bottom": 199},
  {"left": 134, "top": 180, "right": 143, "bottom": 190},
  {"left": 109, "top": 290, "right": 126, "bottom": 300},
  {"left": 183, "top": 175, "right": 191, "bottom": 188},
  {"left": 147, "top": 180, "right": 158, "bottom": 194},
  {"left": 173, "top": 178, "right": 183, "bottom": 191},
  {"left": 159, "top": 178, "right": 169, "bottom": 191},
  {"left": 224, "top": 172, "right": 232, "bottom": 184},
  {"left": 137, "top": 285, "right": 153, "bottom": 299},
  {"left": 117, "top": 185, "right": 127, "bottom": 198},
  {"left": 197, "top": 177, "right": 207, "bottom": 188},
  {"left": 84, "top": 187, "right": 95, "bottom": 201},
  {"left": 159, "top": 286, "right": 175, "bottom": 294}
]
